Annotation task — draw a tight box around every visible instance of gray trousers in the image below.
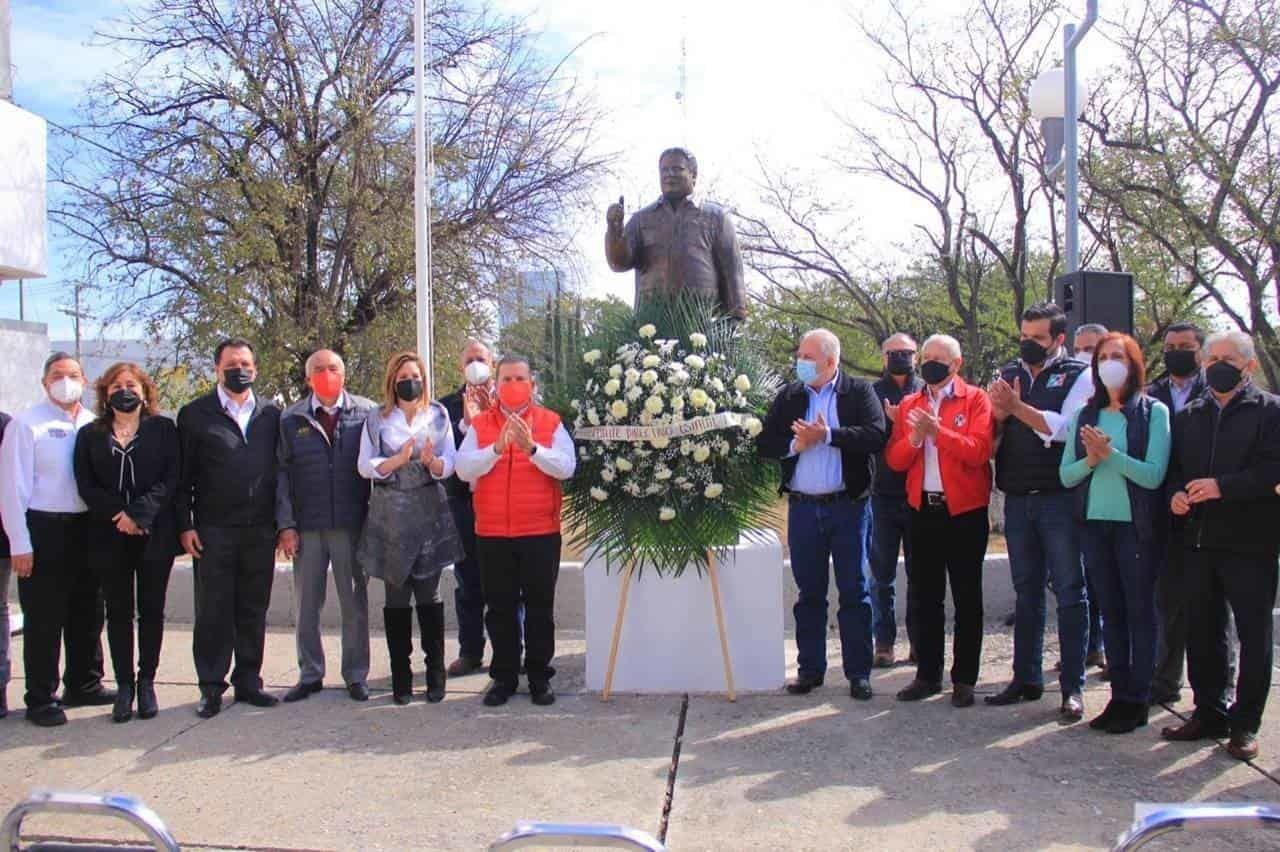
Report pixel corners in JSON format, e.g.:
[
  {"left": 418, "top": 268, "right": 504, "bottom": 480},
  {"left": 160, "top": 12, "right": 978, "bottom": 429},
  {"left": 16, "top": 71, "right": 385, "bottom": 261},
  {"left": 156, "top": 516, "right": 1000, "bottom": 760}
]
[
  {"left": 293, "top": 528, "right": 370, "bottom": 686},
  {"left": 1, "top": 557, "right": 10, "bottom": 691}
]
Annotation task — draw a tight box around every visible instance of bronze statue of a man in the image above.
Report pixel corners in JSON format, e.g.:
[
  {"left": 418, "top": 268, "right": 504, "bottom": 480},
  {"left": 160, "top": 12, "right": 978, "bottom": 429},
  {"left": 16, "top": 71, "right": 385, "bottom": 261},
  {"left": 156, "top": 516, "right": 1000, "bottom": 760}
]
[{"left": 604, "top": 147, "right": 747, "bottom": 321}]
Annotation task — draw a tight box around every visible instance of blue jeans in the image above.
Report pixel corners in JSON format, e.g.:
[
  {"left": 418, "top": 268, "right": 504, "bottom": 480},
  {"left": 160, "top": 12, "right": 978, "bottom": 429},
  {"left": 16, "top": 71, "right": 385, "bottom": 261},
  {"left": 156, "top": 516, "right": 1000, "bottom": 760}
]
[
  {"left": 868, "top": 495, "right": 913, "bottom": 649},
  {"left": 788, "top": 496, "right": 874, "bottom": 681},
  {"left": 1085, "top": 556, "right": 1105, "bottom": 657},
  {"left": 448, "top": 496, "right": 487, "bottom": 660},
  {"left": 1004, "top": 492, "right": 1088, "bottom": 695},
  {"left": 1081, "top": 521, "right": 1156, "bottom": 703}
]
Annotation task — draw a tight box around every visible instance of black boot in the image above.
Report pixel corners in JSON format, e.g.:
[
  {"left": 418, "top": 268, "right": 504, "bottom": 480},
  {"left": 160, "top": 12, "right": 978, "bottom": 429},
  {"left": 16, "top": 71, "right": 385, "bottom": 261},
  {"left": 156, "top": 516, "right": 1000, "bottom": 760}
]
[
  {"left": 136, "top": 679, "right": 159, "bottom": 720},
  {"left": 1089, "top": 698, "right": 1119, "bottom": 730},
  {"left": 384, "top": 607, "right": 414, "bottom": 705},
  {"left": 1107, "top": 701, "right": 1149, "bottom": 735},
  {"left": 112, "top": 682, "right": 135, "bottom": 724},
  {"left": 417, "top": 602, "right": 447, "bottom": 704}
]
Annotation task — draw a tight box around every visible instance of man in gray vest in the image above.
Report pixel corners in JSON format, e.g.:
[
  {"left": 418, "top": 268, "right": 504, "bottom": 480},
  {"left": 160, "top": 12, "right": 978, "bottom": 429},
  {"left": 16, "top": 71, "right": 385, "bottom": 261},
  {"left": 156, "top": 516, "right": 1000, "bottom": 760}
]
[
  {"left": 986, "top": 302, "right": 1095, "bottom": 722},
  {"left": 276, "top": 349, "right": 375, "bottom": 702}
]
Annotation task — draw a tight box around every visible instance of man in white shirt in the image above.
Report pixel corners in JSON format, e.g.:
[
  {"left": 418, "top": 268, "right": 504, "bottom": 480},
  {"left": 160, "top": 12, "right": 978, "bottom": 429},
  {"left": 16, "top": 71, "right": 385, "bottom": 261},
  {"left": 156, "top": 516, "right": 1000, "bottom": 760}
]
[{"left": 0, "top": 353, "right": 113, "bottom": 726}]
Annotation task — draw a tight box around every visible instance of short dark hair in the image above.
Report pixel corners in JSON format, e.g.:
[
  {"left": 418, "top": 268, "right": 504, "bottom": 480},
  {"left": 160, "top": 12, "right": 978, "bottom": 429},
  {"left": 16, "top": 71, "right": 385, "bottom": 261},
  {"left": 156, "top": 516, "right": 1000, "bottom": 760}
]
[
  {"left": 43, "top": 351, "right": 79, "bottom": 377},
  {"left": 214, "top": 337, "right": 255, "bottom": 366},
  {"left": 1022, "top": 302, "right": 1067, "bottom": 339},
  {"left": 496, "top": 354, "right": 533, "bottom": 380},
  {"left": 659, "top": 147, "right": 698, "bottom": 177},
  {"left": 1165, "top": 322, "right": 1205, "bottom": 347}
]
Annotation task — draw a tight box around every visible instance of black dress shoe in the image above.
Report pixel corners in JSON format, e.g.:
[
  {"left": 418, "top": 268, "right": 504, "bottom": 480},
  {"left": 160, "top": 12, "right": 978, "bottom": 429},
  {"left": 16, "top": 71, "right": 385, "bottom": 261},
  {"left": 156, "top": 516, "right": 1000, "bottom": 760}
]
[
  {"left": 1106, "top": 701, "right": 1147, "bottom": 734},
  {"left": 112, "top": 683, "right": 135, "bottom": 723},
  {"left": 951, "top": 684, "right": 975, "bottom": 708},
  {"left": 0, "top": 692, "right": 8, "bottom": 719},
  {"left": 785, "top": 674, "right": 824, "bottom": 695},
  {"left": 850, "top": 679, "right": 873, "bottom": 701},
  {"left": 234, "top": 688, "right": 280, "bottom": 708},
  {"left": 136, "top": 680, "right": 159, "bottom": 720},
  {"left": 63, "top": 688, "right": 117, "bottom": 707},
  {"left": 26, "top": 703, "right": 68, "bottom": 727},
  {"left": 483, "top": 681, "right": 517, "bottom": 707},
  {"left": 1059, "top": 693, "right": 1085, "bottom": 723},
  {"left": 530, "top": 682, "right": 556, "bottom": 706},
  {"left": 347, "top": 683, "right": 370, "bottom": 702},
  {"left": 896, "top": 679, "right": 942, "bottom": 701},
  {"left": 984, "top": 681, "right": 1044, "bottom": 706},
  {"left": 283, "top": 681, "right": 323, "bottom": 703},
  {"left": 1161, "top": 715, "right": 1228, "bottom": 741},
  {"left": 1089, "top": 699, "right": 1119, "bottom": 730},
  {"left": 196, "top": 694, "right": 222, "bottom": 719}
]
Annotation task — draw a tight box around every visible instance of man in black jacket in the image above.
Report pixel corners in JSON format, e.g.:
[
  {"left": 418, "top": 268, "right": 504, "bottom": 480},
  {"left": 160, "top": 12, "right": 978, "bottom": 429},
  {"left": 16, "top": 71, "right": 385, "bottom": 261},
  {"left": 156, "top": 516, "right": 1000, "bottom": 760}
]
[
  {"left": 869, "top": 333, "right": 924, "bottom": 667},
  {"left": 276, "top": 349, "right": 375, "bottom": 703},
  {"left": 177, "top": 338, "right": 282, "bottom": 718},
  {"left": 757, "top": 328, "right": 888, "bottom": 700},
  {"left": 437, "top": 339, "right": 496, "bottom": 676},
  {"left": 1161, "top": 331, "right": 1280, "bottom": 761}
]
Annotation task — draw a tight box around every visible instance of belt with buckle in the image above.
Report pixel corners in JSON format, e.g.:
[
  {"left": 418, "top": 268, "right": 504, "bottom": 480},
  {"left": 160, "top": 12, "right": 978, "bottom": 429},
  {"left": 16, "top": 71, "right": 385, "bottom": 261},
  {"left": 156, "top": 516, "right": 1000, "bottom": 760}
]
[
  {"left": 788, "top": 490, "right": 850, "bottom": 505},
  {"left": 922, "top": 491, "right": 947, "bottom": 507}
]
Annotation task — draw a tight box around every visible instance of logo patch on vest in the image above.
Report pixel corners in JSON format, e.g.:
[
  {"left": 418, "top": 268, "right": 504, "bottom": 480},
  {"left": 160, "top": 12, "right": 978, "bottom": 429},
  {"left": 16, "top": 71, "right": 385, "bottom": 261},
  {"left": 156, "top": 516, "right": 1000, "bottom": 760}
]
[
  {"left": 1046, "top": 373, "right": 1067, "bottom": 389},
  {"left": 296, "top": 425, "right": 313, "bottom": 438},
  {"left": 953, "top": 413, "right": 966, "bottom": 428},
  {"left": 47, "top": 427, "right": 70, "bottom": 439}
]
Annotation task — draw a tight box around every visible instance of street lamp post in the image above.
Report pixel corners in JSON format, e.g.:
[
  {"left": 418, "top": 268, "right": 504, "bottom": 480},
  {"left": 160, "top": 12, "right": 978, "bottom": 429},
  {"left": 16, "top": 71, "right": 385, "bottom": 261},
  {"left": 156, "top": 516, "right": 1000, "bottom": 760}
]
[
  {"left": 413, "top": 0, "right": 433, "bottom": 386},
  {"left": 1029, "top": 0, "right": 1097, "bottom": 274}
]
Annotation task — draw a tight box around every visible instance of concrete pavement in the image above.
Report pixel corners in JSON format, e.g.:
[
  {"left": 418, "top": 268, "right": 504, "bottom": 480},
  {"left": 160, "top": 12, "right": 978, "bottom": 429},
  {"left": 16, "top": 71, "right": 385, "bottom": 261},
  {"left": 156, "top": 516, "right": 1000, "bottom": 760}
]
[{"left": 3, "top": 622, "right": 1280, "bottom": 851}]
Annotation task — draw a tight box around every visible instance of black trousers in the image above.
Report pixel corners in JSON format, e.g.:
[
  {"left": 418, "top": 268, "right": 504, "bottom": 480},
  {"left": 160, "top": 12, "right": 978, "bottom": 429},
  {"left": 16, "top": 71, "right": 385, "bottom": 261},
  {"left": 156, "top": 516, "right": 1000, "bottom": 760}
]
[
  {"left": 192, "top": 525, "right": 276, "bottom": 694},
  {"left": 907, "top": 504, "right": 988, "bottom": 687},
  {"left": 1184, "top": 548, "right": 1277, "bottom": 734},
  {"left": 478, "top": 533, "right": 559, "bottom": 688},
  {"left": 17, "top": 511, "right": 106, "bottom": 709},
  {"left": 97, "top": 531, "right": 174, "bottom": 684}
]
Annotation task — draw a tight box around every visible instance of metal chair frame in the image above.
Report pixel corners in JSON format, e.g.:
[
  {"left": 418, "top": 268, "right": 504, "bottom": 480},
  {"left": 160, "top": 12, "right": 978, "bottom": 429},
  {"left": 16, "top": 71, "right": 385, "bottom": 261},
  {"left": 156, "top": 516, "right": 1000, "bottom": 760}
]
[{"left": 1, "top": 792, "right": 180, "bottom": 852}]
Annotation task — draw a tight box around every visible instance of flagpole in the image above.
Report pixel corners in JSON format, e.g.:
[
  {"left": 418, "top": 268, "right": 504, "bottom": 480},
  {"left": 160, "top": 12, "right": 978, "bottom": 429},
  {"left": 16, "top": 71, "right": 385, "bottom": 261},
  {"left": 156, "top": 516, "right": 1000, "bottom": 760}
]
[{"left": 413, "top": 0, "right": 433, "bottom": 386}]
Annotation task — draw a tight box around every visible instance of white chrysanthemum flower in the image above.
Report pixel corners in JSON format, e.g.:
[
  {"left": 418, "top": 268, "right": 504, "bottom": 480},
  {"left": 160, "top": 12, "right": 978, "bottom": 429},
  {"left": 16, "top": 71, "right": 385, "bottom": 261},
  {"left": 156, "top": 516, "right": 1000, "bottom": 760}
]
[
  {"left": 609, "top": 364, "right": 623, "bottom": 378},
  {"left": 641, "top": 369, "right": 658, "bottom": 386},
  {"left": 667, "top": 368, "right": 688, "bottom": 385},
  {"left": 658, "top": 506, "right": 676, "bottom": 521},
  {"left": 610, "top": 400, "right": 629, "bottom": 419},
  {"left": 615, "top": 457, "right": 634, "bottom": 472},
  {"left": 693, "top": 445, "right": 712, "bottom": 463},
  {"left": 639, "top": 411, "right": 653, "bottom": 425},
  {"left": 689, "top": 332, "right": 708, "bottom": 349},
  {"left": 624, "top": 368, "right": 641, "bottom": 387},
  {"left": 658, "top": 339, "right": 678, "bottom": 355},
  {"left": 583, "top": 349, "right": 602, "bottom": 365},
  {"left": 655, "top": 464, "right": 673, "bottom": 481},
  {"left": 745, "top": 417, "right": 763, "bottom": 437},
  {"left": 590, "top": 487, "right": 609, "bottom": 501},
  {"left": 645, "top": 483, "right": 663, "bottom": 495},
  {"left": 587, "top": 408, "right": 601, "bottom": 426},
  {"left": 650, "top": 436, "right": 671, "bottom": 449},
  {"left": 680, "top": 439, "right": 694, "bottom": 456},
  {"left": 684, "top": 354, "right": 706, "bottom": 370},
  {"left": 571, "top": 399, "right": 581, "bottom": 410},
  {"left": 734, "top": 375, "right": 751, "bottom": 392},
  {"left": 642, "top": 354, "right": 661, "bottom": 369},
  {"left": 638, "top": 323, "right": 657, "bottom": 338},
  {"left": 680, "top": 481, "right": 695, "bottom": 491},
  {"left": 704, "top": 483, "right": 724, "bottom": 498},
  {"left": 604, "top": 379, "right": 621, "bottom": 396},
  {"left": 645, "top": 395, "right": 664, "bottom": 415},
  {"left": 652, "top": 382, "right": 667, "bottom": 396},
  {"left": 624, "top": 482, "right": 642, "bottom": 496},
  {"left": 671, "top": 395, "right": 685, "bottom": 411},
  {"left": 626, "top": 385, "right": 643, "bottom": 402},
  {"left": 689, "top": 389, "right": 710, "bottom": 409},
  {"left": 601, "top": 467, "right": 616, "bottom": 483},
  {"left": 578, "top": 446, "right": 589, "bottom": 459},
  {"left": 706, "top": 401, "right": 716, "bottom": 414}
]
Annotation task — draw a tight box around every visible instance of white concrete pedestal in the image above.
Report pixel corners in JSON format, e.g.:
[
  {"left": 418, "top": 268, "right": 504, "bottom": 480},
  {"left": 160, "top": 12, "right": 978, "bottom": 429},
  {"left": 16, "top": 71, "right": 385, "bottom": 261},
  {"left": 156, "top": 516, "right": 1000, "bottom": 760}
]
[{"left": 584, "top": 530, "right": 786, "bottom": 693}]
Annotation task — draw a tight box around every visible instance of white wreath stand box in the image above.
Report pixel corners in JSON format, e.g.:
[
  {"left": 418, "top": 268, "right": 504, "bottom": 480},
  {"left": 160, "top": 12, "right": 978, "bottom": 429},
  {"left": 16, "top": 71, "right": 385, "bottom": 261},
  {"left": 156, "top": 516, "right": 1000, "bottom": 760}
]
[{"left": 583, "top": 529, "right": 786, "bottom": 695}]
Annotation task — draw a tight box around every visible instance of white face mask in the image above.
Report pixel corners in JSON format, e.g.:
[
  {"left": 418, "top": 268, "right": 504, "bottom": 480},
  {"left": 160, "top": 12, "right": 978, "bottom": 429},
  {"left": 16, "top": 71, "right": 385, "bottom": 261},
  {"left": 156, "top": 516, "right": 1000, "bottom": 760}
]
[
  {"left": 464, "top": 361, "right": 492, "bottom": 386},
  {"left": 1097, "top": 359, "right": 1129, "bottom": 392},
  {"left": 49, "top": 377, "right": 84, "bottom": 405}
]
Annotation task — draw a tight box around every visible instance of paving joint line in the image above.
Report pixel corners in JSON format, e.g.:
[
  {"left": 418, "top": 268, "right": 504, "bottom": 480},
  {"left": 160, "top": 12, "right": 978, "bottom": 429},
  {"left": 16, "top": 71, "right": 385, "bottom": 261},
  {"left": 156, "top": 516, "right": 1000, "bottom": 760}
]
[{"left": 1159, "top": 701, "right": 1280, "bottom": 787}]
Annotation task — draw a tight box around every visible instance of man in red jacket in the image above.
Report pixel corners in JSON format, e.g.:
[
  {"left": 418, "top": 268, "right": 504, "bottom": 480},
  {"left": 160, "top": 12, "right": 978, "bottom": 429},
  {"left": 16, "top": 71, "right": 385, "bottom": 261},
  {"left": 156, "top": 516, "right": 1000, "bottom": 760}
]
[
  {"left": 456, "top": 355, "right": 576, "bottom": 707},
  {"left": 885, "top": 334, "right": 994, "bottom": 708}
]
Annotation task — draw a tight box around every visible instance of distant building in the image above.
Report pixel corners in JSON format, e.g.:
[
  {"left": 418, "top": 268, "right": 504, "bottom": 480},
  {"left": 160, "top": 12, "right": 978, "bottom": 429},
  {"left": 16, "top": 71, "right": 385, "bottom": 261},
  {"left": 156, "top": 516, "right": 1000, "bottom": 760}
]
[
  {"left": 50, "top": 338, "right": 182, "bottom": 409},
  {"left": 496, "top": 269, "right": 564, "bottom": 331}
]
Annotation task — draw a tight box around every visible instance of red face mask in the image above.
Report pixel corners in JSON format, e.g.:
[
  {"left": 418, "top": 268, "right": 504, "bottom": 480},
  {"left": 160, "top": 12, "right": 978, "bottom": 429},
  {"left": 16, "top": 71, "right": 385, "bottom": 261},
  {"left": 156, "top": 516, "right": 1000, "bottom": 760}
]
[
  {"left": 498, "top": 381, "right": 532, "bottom": 410},
  {"left": 312, "top": 371, "right": 343, "bottom": 400}
]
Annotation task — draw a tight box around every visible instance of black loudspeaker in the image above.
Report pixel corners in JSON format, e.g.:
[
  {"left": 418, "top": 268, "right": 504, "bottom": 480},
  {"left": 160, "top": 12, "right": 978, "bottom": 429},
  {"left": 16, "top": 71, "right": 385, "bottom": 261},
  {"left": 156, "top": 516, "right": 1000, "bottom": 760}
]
[{"left": 1053, "top": 270, "right": 1135, "bottom": 336}]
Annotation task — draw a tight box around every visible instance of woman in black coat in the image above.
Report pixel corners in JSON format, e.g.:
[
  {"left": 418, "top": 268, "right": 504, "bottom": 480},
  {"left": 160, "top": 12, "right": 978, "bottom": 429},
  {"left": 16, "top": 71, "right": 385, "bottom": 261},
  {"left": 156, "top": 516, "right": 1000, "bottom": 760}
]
[{"left": 73, "top": 362, "right": 181, "bottom": 722}]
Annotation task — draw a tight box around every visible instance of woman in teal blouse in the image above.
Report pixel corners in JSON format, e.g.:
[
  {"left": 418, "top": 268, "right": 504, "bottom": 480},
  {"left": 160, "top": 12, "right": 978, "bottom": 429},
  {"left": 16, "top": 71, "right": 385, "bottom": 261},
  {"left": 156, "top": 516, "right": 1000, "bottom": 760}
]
[{"left": 1061, "top": 332, "right": 1171, "bottom": 734}]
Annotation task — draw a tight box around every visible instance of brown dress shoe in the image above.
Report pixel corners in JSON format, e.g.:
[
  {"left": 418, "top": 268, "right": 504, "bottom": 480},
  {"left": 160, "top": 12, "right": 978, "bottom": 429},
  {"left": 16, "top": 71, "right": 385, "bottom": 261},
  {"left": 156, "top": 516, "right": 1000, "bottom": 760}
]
[
  {"left": 951, "top": 684, "right": 975, "bottom": 708},
  {"left": 447, "top": 656, "right": 485, "bottom": 677},
  {"left": 1161, "top": 716, "right": 1228, "bottom": 741},
  {"left": 1227, "top": 732, "right": 1259, "bottom": 761},
  {"left": 872, "top": 647, "right": 895, "bottom": 669}
]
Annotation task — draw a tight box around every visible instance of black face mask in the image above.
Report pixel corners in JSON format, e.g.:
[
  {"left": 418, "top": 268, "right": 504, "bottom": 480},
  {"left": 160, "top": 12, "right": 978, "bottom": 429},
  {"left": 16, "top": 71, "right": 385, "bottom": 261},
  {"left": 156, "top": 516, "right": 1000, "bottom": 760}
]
[
  {"left": 1019, "top": 339, "right": 1050, "bottom": 366},
  {"left": 920, "top": 360, "right": 952, "bottom": 386},
  {"left": 1205, "top": 361, "right": 1244, "bottom": 394},
  {"left": 886, "top": 351, "right": 915, "bottom": 376},
  {"left": 223, "top": 367, "right": 254, "bottom": 394},
  {"left": 1163, "top": 349, "right": 1199, "bottom": 378},
  {"left": 395, "top": 378, "right": 424, "bottom": 402},
  {"left": 108, "top": 389, "right": 142, "bottom": 413}
]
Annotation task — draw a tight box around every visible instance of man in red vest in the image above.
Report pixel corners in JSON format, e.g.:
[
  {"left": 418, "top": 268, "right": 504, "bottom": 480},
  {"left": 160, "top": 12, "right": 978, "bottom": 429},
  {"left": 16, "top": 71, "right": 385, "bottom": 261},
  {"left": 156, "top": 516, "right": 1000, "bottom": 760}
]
[{"left": 456, "top": 355, "right": 576, "bottom": 707}]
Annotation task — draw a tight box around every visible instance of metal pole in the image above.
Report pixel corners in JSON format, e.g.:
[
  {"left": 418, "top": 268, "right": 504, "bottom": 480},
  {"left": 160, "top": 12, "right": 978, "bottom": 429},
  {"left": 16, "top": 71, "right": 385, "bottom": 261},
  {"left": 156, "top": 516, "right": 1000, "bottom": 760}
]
[
  {"left": 18, "top": 279, "right": 23, "bottom": 320},
  {"left": 413, "top": 0, "right": 433, "bottom": 387},
  {"left": 0, "top": 0, "right": 13, "bottom": 102},
  {"left": 1063, "top": 0, "right": 1098, "bottom": 274}
]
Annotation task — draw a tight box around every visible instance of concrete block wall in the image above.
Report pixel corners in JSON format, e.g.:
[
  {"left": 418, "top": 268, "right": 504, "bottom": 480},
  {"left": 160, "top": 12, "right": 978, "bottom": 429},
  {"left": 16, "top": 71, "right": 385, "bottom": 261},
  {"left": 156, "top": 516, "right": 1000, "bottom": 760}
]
[{"left": 0, "top": 319, "right": 48, "bottom": 414}]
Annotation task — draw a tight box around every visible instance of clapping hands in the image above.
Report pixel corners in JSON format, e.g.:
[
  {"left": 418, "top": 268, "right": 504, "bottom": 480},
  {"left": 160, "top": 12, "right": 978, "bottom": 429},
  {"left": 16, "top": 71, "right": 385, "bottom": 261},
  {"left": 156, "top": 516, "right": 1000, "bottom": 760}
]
[
  {"left": 1080, "top": 425, "right": 1112, "bottom": 467},
  {"left": 791, "top": 414, "right": 828, "bottom": 453}
]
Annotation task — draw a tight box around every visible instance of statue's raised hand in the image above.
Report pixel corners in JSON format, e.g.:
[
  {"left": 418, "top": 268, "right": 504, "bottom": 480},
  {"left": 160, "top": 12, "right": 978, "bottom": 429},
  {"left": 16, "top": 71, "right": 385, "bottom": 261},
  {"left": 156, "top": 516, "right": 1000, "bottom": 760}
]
[{"left": 606, "top": 195, "right": 625, "bottom": 231}]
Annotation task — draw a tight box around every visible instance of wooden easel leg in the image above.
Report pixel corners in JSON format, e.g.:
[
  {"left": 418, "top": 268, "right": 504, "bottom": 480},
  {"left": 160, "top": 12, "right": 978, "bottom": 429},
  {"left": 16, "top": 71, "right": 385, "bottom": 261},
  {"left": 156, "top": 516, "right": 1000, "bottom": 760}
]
[
  {"left": 706, "top": 549, "right": 737, "bottom": 702},
  {"left": 602, "top": 561, "right": 635, "bottom": 701}
]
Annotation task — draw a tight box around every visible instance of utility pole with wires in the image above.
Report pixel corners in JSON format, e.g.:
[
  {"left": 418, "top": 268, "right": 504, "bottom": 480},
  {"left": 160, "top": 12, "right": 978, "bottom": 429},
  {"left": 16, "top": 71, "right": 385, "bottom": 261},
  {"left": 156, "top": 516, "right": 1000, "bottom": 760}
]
[
  {"left": 59, "top": 281, "right": 89, "bottom": 361},
  {"left": 674, "top": 28, "right": 689, "bottom": 143}
]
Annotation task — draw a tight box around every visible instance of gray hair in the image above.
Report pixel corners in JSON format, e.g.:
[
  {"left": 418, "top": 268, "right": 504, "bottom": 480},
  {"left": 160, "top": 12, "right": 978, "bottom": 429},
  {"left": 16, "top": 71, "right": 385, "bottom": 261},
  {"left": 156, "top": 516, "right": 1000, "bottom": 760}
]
[
  {"left": 1205, "top": 330, "right": 1256, "bottom": 362},
  {"left": 881, "top": 332, "right": 917, "bottom": 353},
  {"left": 1074, "top": 323, "right": 1108, "bottom": 341},
  {"left": 801, "top": 328, "right": 841, "bottom": 362},
  {"left": 659, "top": 147, "right": 698, "bottom": 177},
  {"left": 921, "top": 333, "right": 962, "bottom": 362},
  {"left": 304, "top": 349, "right": 345, "bottom": 375},
  {"left": 43, "top": 351, "right": 80, "bottom": 377}
]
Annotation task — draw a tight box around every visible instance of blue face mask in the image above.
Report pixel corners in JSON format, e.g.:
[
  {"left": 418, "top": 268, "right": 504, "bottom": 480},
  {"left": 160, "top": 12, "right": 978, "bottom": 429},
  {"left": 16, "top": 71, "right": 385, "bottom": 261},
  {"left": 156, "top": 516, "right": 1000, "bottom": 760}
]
[{"left": 795, "top": 358, "right": 819, "bottom": 384}]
